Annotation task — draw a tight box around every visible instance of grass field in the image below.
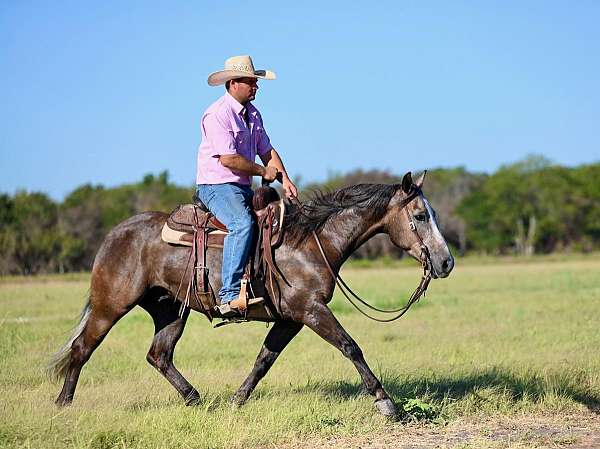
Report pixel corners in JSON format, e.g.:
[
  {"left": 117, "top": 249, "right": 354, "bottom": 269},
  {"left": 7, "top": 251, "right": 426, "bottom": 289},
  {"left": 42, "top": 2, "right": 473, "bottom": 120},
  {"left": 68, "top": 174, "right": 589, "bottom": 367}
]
[{"left": 1, "top": 255, "right": 600, "bottom": 448}]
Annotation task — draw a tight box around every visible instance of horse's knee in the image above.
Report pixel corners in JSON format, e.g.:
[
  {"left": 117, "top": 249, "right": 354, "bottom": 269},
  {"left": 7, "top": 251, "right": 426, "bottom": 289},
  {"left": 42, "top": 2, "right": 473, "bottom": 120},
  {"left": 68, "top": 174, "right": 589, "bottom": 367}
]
[
  {"left": 146, "top": 351, "right": 164, "bottom": 371},
  {"left": 146, "top": 349, "right": 171, "bottom": 373},
  {"left": 341, "top": 340, "right": 363, "bottom": 361}
]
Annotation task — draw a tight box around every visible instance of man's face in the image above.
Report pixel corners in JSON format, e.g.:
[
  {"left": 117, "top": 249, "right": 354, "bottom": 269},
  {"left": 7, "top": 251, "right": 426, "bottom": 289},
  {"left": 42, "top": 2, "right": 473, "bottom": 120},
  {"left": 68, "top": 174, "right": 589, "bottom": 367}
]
[{"left": 230, "top": 77, "right": 259, "bottom": 103}]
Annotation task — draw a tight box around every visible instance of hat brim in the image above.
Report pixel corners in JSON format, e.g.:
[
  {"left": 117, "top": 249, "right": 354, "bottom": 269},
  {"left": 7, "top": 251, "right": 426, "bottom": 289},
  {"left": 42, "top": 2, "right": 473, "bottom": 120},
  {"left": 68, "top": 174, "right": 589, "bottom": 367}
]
[{"left": 207, "top": 69, "right": 276, "bottom": 86}]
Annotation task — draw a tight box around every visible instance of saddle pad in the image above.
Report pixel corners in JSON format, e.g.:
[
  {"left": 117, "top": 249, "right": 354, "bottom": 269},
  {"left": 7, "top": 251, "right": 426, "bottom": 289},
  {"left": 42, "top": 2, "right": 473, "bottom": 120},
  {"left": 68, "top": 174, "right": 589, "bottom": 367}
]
[{"left": 161, "top": 223, "right": 227, "bottom": 248}]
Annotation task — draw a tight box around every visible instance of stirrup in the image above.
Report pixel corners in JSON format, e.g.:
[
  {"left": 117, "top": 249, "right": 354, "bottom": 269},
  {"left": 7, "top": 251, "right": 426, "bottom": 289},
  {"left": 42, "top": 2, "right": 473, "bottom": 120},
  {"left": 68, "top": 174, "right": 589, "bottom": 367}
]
[
  {"left": 216, "top": 296, "right": 264, "bottom": 317},
  {"left": 231, "top": 277, "right": 264, "bottom": 311},
  {"left": 216, "top": 277, "right": 264, "bottom": 318},
  {"left": 215, "top": 302, "right": 241, "bottom": 318},
  {"left": 229, "top": 295, "right": 264, "bottom": 309}
]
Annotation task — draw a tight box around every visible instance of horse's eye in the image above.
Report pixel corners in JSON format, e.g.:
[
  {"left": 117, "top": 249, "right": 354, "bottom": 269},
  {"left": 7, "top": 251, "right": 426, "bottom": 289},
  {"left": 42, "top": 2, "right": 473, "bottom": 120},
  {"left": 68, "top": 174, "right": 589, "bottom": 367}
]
[{"left": 414, "top": 214, "right": 427, "bottom": 222}]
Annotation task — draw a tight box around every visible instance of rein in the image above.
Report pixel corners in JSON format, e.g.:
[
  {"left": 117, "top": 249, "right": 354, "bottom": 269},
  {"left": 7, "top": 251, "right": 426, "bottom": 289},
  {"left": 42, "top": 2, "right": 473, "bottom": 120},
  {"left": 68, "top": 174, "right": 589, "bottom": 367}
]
[{"left": 290, "top": 190, "right": 432, "bottom": 322}]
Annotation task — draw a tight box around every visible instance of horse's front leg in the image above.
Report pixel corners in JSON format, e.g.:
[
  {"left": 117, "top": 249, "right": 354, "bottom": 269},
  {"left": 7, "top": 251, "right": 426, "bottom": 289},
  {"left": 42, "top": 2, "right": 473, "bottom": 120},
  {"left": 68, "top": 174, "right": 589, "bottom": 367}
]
[
  {"left": 232, "top": 320, "right": 303, "bottom": 406},
  {"left": 302, "top": 301, "right": 398, "bottom": 417}
]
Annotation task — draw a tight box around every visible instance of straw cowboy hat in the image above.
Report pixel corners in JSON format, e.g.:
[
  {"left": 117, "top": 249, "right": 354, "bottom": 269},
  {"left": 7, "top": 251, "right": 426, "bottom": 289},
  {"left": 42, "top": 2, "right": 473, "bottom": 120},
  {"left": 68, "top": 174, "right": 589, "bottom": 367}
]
[{"left": 207, "top": 55, "right": 276, "bottom": 87}]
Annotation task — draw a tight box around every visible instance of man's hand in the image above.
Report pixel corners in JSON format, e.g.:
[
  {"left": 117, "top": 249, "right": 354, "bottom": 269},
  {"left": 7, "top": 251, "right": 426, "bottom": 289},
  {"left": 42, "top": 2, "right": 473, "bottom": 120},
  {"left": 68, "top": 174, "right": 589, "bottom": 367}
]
[
  {"left": 282, "top": 176, "right": 298, "bottom": 199},
  {"left": 262, "top": 166, "right": 279, "bottom": 182},
  {"left": 259, "top": 148, "right": 296, "bottom": 197}
]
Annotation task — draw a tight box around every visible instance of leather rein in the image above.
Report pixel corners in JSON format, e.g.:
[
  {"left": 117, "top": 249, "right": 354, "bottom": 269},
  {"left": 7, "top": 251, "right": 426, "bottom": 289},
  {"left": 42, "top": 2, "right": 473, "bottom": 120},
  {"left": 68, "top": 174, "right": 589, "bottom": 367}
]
[{"left": 290, "top": 189, "right": 433, "bottom": 322}]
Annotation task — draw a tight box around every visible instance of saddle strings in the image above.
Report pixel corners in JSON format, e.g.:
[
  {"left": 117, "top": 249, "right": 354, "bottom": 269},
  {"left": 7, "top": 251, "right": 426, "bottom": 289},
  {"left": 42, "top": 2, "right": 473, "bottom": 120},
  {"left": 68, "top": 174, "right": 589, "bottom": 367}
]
[{"left": 176, "top": 208, "right": 212, "bottom": 319}]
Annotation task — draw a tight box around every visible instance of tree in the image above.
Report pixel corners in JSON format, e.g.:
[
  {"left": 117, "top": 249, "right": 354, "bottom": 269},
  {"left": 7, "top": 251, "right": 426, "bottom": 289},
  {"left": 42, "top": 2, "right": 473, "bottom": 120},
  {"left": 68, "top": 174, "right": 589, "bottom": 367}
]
[
  {"left": 457, "top": 155, "right": 599, "bottom": 254},
  {"left": 9, "top": 191, "right": 62, "bottom": 274},
  {"left": 59, "top": 184, "right": 105, "bottom": 269}
]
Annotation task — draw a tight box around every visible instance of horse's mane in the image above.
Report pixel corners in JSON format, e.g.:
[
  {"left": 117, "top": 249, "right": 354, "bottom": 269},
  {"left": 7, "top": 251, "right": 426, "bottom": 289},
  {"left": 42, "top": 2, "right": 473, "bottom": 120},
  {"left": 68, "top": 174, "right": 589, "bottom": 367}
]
[{"left": 284, "top": 183, "right": 400, "bottom": 244}]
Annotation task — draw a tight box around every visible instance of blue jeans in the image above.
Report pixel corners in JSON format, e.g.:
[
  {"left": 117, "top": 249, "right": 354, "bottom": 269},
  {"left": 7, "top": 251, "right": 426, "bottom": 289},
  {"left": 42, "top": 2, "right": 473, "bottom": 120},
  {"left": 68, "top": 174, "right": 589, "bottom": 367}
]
[{"left": 196, "top": 183, "right": 254, "bottom": 303}]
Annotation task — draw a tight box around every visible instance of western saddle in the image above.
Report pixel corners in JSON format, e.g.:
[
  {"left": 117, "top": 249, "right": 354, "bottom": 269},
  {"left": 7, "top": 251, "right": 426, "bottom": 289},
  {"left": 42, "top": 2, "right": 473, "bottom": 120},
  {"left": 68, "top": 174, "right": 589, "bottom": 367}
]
[{"left": 161, "top": 186, "right": 286, "bottom": 323}]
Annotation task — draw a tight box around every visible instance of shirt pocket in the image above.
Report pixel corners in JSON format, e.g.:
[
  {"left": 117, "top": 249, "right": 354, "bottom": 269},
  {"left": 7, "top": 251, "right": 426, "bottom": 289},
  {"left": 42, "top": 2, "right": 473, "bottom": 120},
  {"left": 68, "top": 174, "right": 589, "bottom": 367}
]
[
  {"left": 253, "top": 124, "right": 265, "bottom": 151},
  {"left": 236, "top": 130, "right": 250, "bottom": 146},
  {"left": 231, "top": 123, "right": 249, "bottom": 149}
]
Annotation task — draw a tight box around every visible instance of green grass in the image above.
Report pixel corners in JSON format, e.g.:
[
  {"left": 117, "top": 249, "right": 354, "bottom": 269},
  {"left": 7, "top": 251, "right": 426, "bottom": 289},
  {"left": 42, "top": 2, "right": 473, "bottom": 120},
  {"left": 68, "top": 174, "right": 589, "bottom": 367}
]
[{"left": 1, "top": 255, "right": 599, "bottom": 448}]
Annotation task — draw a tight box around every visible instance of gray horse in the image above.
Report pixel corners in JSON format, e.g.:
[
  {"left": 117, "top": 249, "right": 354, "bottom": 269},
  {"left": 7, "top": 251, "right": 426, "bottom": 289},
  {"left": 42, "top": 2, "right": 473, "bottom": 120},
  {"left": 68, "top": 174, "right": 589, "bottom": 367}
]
[{"left": 50, "top": 171, "right": 454, "bottom": 416}]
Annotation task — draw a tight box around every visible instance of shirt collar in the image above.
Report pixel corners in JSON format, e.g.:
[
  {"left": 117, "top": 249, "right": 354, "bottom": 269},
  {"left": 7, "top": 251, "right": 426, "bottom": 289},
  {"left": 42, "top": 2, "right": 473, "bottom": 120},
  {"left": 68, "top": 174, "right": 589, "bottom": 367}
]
[
  {"left": 224, "top": 91, "right": 250, "bottom": 116},
  {"left": 224, "top": 92, "right": 258, "bottom": 120}
]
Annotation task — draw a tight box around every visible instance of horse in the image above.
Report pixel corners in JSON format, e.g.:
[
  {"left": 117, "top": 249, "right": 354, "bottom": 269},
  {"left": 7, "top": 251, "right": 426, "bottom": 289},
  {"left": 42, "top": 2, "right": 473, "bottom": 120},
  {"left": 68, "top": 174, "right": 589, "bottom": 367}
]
[{"left": 49, "top": 171, "right": 454, "bottom": 416}]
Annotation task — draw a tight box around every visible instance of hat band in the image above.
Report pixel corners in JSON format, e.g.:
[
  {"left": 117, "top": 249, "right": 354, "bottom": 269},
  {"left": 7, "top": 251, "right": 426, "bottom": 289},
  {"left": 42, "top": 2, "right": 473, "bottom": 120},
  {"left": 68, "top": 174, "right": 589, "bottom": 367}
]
[{"left": 228, "top": 64, "right": 253, "bottom": 73}]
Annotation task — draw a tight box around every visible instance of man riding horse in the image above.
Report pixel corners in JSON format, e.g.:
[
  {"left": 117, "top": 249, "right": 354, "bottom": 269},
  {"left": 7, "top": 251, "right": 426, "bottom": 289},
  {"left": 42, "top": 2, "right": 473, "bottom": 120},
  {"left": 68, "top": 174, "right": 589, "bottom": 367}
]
[
  {"left": 196, "top": 55, "right": 298, "bottom": 317},
  {"left": 51, "top": 57, "right": 454, "bottom": 415}
]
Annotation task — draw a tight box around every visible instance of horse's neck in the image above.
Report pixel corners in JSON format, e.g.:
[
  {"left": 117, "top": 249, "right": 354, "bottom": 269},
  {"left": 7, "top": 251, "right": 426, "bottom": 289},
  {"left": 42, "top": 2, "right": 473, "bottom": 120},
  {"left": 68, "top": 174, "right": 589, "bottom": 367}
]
[{"left": 318, "top": 208, "right": 384, "bottom": 270}]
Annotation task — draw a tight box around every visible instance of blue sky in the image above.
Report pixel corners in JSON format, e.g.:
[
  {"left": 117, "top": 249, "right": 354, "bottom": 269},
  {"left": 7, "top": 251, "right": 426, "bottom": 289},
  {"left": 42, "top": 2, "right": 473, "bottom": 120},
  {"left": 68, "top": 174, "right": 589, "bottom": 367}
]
[{"left": 1, "top": 1, "right": 598, "bottom": 199}]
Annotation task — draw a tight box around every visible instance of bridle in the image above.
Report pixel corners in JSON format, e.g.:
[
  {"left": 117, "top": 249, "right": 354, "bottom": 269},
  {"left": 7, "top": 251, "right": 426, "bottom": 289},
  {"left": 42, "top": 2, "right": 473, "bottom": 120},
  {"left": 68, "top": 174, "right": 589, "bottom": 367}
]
[
  {"left": 402, "top": 189, "right": 434, "bottom": 277},
  {"left": 290, "top": 187, "right": 433, "bottom": 322}
]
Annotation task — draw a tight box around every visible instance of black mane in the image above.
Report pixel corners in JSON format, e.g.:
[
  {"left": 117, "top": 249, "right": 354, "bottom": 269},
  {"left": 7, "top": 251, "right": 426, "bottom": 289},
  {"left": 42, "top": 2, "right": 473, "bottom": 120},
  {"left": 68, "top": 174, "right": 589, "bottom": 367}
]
[{"left": 284, "top": 183, "right": 399, "bottom": 244}]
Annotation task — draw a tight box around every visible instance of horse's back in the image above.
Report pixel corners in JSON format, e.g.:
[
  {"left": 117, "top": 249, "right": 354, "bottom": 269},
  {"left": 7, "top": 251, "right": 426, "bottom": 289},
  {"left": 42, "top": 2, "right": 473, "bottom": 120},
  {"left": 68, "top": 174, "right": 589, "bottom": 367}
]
[
  {"left": 94, "top": 211, "right": 166, "bottom": 261},
  {"left": 90, "top": 212, "right": 170, "bottom": 294}
]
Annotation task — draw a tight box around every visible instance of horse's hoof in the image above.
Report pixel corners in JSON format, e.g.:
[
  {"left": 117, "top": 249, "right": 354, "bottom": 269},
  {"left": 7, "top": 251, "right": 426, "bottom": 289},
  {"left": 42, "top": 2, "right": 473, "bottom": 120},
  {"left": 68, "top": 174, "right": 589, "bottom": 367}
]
[
  {"left": 55, "top": 397, "right": 72, "bottom": 408},
  {"left": 230, "top": 392, "right": 247, "bottom": 408},
  {"left": 184, "top": 391, "right": 201, "bottom": 406},
  {"left": 374, "top": 398, "right": 398, "bottom": 417}
]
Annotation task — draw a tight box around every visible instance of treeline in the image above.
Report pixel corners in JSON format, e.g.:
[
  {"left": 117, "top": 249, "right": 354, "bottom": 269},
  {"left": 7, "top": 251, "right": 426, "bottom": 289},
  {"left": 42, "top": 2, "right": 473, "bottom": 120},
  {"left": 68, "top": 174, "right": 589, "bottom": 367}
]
[
  {"left": 0, "top": 172, "right": 194, "bottom": 275},
  {"left": 1, "top": 156, "right": 599, "bottom": 274},
  {"left": 307, "top": 156, "right": 600, "bottom": 259}
]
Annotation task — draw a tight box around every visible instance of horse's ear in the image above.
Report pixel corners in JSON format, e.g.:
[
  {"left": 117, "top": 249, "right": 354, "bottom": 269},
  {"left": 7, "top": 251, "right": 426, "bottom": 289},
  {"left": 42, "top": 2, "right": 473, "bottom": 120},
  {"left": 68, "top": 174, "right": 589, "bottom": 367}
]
[
  {"left": 401, "top": 172, "right": 413, "bottom": 193},
  {"left": 415, "top": 170, "right": 427, "bottom": 188}
]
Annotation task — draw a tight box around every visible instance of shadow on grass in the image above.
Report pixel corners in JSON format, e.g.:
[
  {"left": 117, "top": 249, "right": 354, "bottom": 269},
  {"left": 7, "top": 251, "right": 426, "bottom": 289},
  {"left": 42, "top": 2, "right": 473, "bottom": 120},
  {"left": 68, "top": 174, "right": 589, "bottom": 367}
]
[{"left": 292, "top": 367, "right": 600, "bottom": 414}]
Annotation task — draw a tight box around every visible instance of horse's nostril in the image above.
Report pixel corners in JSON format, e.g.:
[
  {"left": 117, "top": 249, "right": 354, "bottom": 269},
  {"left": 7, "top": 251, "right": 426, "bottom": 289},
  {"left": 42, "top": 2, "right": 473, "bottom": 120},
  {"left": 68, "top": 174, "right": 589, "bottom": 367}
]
[{"left": 442, "top": 257, "right": 454, "bottom": 272}]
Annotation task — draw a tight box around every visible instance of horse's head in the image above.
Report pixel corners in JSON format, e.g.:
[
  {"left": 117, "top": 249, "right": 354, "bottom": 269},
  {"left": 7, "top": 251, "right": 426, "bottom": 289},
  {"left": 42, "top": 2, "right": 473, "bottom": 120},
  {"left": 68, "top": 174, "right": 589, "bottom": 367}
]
[{"left": 385, "top": 171, "right": 454, "bottom": 279}]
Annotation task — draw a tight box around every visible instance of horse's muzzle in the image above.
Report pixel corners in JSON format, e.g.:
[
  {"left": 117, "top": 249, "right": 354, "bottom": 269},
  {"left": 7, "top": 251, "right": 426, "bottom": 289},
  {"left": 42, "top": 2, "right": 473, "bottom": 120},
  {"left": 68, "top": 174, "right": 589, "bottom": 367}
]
[{"left": 435, "top": 256, "right": 454, "bottom": 278}]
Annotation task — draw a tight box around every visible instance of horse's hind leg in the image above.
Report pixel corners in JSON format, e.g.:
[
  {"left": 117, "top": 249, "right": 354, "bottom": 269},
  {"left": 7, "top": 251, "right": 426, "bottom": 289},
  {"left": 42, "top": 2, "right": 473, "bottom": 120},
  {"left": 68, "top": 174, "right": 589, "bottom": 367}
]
[
  {"left": 140, "top": 295, "right": 200, "bottom": 405},
  {"left": 303, "top": 302, "right": 398, "bottom": 417},
  {"left": 232, "top": 320, "right": 303, "bottom": 406},
  {"left": 55, "top": 304, "right": 130, "bottom": 406}
]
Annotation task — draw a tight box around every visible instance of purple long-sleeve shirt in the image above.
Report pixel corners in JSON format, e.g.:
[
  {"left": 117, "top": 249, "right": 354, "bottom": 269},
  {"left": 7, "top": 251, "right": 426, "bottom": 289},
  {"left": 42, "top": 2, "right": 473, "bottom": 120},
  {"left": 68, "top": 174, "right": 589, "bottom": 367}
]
[{"left": 196, "top": 92, "right": 272, "bottom": 185}]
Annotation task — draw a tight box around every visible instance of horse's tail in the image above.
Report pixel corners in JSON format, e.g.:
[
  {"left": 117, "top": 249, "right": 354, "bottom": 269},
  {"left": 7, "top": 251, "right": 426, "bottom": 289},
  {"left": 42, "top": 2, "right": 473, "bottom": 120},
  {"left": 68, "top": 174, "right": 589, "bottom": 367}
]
[{"left": 47, "top": 296, "right": 92, "bottom": 381}]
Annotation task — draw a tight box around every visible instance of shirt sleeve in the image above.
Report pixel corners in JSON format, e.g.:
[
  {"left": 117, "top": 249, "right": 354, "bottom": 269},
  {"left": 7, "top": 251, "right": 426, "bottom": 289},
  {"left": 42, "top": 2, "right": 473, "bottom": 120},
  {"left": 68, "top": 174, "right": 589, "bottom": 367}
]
[
  {"left": 201, "top": 112, "right": 237, "bottom": 157},
  {"left": 256, "top": 124, "right": 273, "bottom": 156}
]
